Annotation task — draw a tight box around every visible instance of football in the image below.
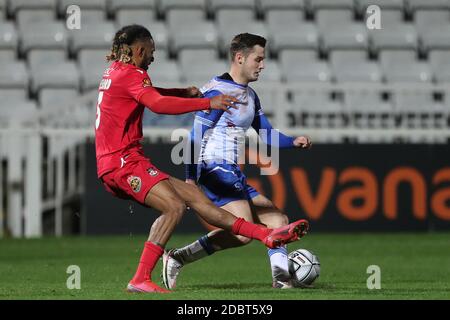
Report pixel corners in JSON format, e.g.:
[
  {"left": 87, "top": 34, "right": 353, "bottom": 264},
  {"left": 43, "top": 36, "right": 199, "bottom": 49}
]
[{"left": 288, "top": 249, "right": 320, "bottom": 287}]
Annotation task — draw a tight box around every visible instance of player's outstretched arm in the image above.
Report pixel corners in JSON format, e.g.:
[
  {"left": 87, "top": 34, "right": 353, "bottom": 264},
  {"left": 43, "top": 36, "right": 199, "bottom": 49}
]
[
  {"left": 154, "top": 86, "right": 202, "bottom": 98},
  {"left": 138, "top": 88, "right": 239, "bottom": 115},
  {"left": 293, "top": 135, "right": 312, "bottom": 149}
]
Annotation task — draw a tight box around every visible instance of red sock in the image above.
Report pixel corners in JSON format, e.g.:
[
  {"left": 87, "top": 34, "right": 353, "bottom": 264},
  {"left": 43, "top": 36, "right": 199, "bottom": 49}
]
[
  {"left": 131, "top": 241, "right": 163, "bottom": 283},
  {"left": 231, "top": 218, "right": 271, "bottom": 241}
]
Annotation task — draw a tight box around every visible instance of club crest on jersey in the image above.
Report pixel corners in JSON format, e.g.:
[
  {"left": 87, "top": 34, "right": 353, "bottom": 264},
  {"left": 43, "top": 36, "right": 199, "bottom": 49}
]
[
  {"left": 147, "top": 168, "right": 159, "bottom": 177},
  {"left": 142, "top": 78, "right": 152, "bottom": 87},
  {"left": 127, "top": 176, "right": 142, "bottom": 193}
]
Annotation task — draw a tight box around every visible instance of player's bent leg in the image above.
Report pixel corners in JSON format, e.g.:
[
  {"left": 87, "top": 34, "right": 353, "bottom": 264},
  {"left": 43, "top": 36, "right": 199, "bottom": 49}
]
[
  {"left": 161, "top": 183, "right": 258, "bottom": 289},
  {"left": 165, "top": 199, "right": 254, "bottom": 288},
  {"left": 167, "top": 177, "right": 306, "bottom": 247},
  {"left": 144, "top": 179, "right": 187, "bottom": 245},
  {"left": 250, "top": 194, "right": 307, "bottom": 289},
  {"left": 207, "top": 200, "right": 254, "bottom": 250},
  {"left": 128, "top": 179, "right": 187, "bottom": 293}
]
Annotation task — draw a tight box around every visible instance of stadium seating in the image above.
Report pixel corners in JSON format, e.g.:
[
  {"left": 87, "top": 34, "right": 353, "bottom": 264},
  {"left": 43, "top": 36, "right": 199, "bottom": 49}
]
[
  {"left": 429, "top": 50, "right": 450, "bottom": 83},
  {"left": 0, "top": 23, "right": 18, "bottom": 50},
  {"left": 69, "top": 22, "right": 115, "bottom": 54},
  {"left": 78, "top": 49, "right": 109, "bottom": 91},
  {"left": 8, "top": 0, "right": 56, "bottom": 16},
  {"left": 0, "top": 0, "right": 447, "bottom": 132},
  {"left": 158, "top": 0, "right": 206, "bottom": 15},
  {"left": 258, "top": 0, "right": 305, "bottom": 14},
  {"left": 0, "top": 60, "right": 28, "bottom": 88},
  {"left": 115, "top": 9, "right": 156, "bottom": 26},
  {"left": 58, "top": 0, "right": 106, "bottom": 16},
  {"left": 355, "top": 0, "right": 404, "bottom": 15},
  {"left": 108, "top": 0, "right": 156, "bottom": 14},
  {"left": 20, "top": 22, "right": 68, "bottom": 54}
]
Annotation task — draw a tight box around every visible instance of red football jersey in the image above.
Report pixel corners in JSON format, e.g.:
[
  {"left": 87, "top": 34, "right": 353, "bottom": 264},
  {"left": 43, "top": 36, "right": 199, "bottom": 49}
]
[{"left": 94, "top": 61, "right": 154, "bottom": 178}]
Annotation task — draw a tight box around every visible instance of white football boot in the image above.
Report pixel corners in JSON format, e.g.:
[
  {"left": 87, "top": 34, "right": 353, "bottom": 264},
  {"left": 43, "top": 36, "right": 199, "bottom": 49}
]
[
  {"left": 272, "top": 267, "right": 293, "bottom": 289},
  {"left": 162, "top": 249, "right": 184, "bottom": 290}
]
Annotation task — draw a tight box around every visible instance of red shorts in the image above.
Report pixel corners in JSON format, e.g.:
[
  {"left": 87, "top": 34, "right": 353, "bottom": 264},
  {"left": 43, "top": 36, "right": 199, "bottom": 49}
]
[{"left": 101, "top": 154, "right": 169, "bottom": 206}]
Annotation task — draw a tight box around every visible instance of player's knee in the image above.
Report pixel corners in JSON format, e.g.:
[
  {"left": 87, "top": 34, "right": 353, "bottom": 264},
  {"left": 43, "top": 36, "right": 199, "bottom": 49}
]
[
  {"left": 166, "top": 200, "right": 186, "bottom": 223},
  {"left": 268, "top": 213, "right": 289, "bottom": 228},
  {"left": 279, "top": 214, "right": 289, "bottom": 226}
]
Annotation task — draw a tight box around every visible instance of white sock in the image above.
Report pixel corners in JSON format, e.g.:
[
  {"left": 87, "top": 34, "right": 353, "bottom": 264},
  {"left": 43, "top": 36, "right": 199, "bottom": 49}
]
[
  {"left": 172, "top": 235, "right": 215, "bottom": 265},
  {"left": 268, "top": 246, "right": 290, "bottom": 281}
]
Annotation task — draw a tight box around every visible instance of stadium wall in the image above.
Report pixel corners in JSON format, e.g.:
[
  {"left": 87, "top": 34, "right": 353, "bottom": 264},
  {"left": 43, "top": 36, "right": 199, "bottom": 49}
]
[{"left": 83, "top": 142, "right": 450, "bottom": 234}]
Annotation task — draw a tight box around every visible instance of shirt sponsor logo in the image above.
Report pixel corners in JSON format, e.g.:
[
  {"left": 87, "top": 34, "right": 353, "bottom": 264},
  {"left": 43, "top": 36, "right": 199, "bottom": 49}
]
[
  {"left": 127, "top": 176, "right": 142, "bottom": 193},
  {"left": 142, "top": 78, "right": 152, "bottom": 87}
]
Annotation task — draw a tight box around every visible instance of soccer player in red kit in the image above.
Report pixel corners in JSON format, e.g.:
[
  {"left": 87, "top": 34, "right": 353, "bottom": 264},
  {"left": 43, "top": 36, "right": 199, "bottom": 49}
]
[{"left": 95, "top": 25, "right": 309, "bottom": 293}]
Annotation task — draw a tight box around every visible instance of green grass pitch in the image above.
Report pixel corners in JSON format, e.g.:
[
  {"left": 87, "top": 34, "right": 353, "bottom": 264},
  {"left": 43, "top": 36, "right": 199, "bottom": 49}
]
[{"left": 0, "top": 233, "right": 449, "bottom": 299}]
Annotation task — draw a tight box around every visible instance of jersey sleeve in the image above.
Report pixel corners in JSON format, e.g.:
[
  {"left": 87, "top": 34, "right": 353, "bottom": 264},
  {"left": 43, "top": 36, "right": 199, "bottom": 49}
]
[
  {"left": 185, "top": 90, "right": 224, "bottom": 181},
  {"left": 125, "top": 69, "right": 155, "bottom": 102},
  {"left": 251, "top": 90, "right": 295, "bottom": 148}
]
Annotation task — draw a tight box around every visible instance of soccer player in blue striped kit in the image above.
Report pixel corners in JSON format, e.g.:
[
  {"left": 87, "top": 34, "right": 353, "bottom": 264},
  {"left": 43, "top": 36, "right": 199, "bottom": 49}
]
[{"left": 163, "top": 33, "right": 312, "bottom": 289}]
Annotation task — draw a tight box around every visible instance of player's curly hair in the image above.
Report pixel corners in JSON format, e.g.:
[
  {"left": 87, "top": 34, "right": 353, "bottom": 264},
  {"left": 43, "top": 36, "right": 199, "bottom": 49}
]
[
  {"left": 106, "top": 24, "right": 153, "bottom": 63},
  {"left": 230, "top": 33, "right": 266, "bottom": 61}
]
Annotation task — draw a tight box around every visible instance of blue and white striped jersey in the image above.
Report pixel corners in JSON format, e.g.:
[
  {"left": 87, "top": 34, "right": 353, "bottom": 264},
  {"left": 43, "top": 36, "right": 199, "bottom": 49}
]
[{"left": 185, "top": 73, "right": 295, "bottom": 180}]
